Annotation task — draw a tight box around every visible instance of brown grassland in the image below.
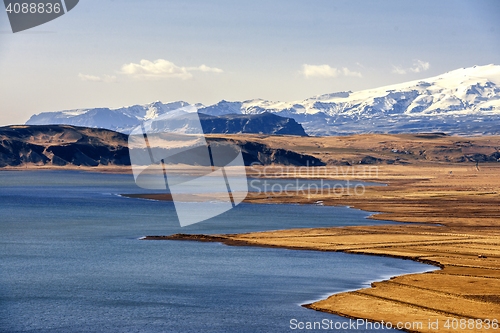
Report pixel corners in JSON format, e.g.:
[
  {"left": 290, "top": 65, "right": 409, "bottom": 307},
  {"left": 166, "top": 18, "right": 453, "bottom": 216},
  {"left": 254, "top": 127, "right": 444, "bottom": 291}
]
[{"left": 143, "top": 134, "right": 500, "bottom": 333}]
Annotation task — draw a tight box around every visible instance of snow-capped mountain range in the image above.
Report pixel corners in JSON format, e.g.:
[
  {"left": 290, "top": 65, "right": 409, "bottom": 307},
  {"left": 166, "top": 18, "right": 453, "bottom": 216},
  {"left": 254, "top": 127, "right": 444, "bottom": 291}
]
[{"left": 26, "top": 64, "right": 500, "bottom": 135}]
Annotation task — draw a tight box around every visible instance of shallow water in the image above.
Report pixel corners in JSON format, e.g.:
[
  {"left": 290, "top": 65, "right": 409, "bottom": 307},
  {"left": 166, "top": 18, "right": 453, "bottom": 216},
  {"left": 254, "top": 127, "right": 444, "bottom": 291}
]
[{"left": 0, "top": 171, "right": 435, "bottom": 332}]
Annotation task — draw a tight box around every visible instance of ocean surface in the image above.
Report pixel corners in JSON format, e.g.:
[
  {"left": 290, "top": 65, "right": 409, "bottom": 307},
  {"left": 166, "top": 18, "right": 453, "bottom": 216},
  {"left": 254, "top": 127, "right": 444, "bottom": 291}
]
[{"left": 0, "top": 171, "right": 435, "bottom": 332}]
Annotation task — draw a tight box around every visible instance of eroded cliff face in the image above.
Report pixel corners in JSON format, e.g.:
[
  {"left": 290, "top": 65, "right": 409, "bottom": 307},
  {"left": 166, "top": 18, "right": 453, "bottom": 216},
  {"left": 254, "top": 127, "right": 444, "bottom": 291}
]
[
  {"left": 0, "top": 125, "right": 130, "bottom": 167},
  {"left": 0, "top": 125, "right": 322, "bottom": 168}
]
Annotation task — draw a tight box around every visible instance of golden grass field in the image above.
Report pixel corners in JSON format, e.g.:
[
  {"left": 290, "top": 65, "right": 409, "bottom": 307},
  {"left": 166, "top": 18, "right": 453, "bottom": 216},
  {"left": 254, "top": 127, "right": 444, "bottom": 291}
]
[
  {"left": 238, "top": 164, "right": 500, "bottom": 333},
  {"left": 142, "top": 134, "right": 500, "bottom": 333}
]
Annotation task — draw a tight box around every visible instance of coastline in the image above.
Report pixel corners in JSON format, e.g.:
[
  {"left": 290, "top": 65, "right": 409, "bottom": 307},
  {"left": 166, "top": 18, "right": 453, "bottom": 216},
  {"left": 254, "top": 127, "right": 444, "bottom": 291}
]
[
  {"left": 0, "top": 165, "right": 133, "bottom": 174},
  {"left": 139, "top": 164, "right": 500, "bottom": 333},
  {"left": 3, "top": 164, "right": 499, "bottom": 332}
]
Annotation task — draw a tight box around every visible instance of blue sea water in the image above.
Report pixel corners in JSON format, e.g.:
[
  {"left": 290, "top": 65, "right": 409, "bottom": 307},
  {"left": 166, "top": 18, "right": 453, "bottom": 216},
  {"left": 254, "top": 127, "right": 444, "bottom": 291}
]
[{"left": 0, "top": 171, "right": 435, "bottom": 332}]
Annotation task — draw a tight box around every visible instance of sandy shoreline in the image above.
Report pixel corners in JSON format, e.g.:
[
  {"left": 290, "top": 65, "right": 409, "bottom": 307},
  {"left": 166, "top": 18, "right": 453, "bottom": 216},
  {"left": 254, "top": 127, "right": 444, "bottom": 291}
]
[{"left": 139, "top": 164, "right": 500, "bottom": 333}]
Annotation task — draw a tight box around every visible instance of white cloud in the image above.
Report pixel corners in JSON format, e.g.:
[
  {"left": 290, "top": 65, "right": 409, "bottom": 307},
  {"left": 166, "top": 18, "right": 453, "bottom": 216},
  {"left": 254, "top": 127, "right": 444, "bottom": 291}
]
[
  {"left": 410, "top": 59, "right": 430, "bottom": 73},
  {"left": 189, "top": 64, "right": 224, "bottom": 73},
  {"left": 78, "top": 73, "right": 101, "bottom": 82},
  {"left": 391, "top": 66, "right": 407, "bottom": 75},
  {"left": 302, "top": 64, "right": 338, "bottom": 78},
  {"left": 78, "top": 73, "right": 117, "bottom": 83},
  {"left": 392, "top": 59, "right": 430, "bottom": 75},
  {"left": 120, "top": 59, "right": 223, "bottom": 79},
  {"left": 301, "top": 64, "right": 362, "bottom": 78},
  {"left": 341, "top": 67, "right": 363, "bottom": 77}
]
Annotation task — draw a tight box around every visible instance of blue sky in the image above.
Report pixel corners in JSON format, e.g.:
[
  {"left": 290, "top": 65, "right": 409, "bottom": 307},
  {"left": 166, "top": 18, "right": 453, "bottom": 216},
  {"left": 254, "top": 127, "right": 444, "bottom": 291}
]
[{"left": 0, "top": 0, "right": 499, "bottom": 125}]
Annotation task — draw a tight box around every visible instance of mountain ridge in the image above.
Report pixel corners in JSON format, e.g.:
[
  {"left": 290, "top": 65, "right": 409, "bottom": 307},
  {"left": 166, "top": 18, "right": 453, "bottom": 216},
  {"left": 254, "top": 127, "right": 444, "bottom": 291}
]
[{"left": 26, "top": 64, "right": 500, "bottom": 135}]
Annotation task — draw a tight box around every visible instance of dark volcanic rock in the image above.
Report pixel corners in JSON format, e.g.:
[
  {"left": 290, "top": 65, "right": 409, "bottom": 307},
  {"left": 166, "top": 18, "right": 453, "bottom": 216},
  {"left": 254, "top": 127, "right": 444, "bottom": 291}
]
[
  {"left": 359, "top": 155, "right": 382, "bottom": 165},
  {"left": 236, "top": 141, "right": 324, "bottom": 166},
  {"left": 150, "top": 112, "right": 308, "bottom": 136},
  {"left": 0, "top": 125, "right": 319, "bottom": 168},
  {"left": 0, "top": 125, "right": 130, "bottom": 167},
  {"left": 199, "top": 112, "right": 307, "bottom": 136}
]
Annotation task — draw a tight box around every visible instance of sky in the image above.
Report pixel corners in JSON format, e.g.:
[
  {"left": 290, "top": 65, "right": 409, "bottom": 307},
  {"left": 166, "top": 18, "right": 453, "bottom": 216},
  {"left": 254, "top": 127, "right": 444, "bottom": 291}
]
[{"left": 0, "top": 0, "right": 499, "bottom": 125}]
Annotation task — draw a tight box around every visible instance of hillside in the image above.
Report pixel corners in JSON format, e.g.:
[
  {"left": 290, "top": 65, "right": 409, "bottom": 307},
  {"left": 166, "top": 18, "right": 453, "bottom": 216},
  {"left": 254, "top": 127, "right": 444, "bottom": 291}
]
[
  {"left": 0, "top": 125, "right": 318, "bottom": 168},
  {"left": 207, "top": 133, "right": 500, "bottom": 166},
  {"left": 0, "top": 125, "right": 130, "bottom": 167}
]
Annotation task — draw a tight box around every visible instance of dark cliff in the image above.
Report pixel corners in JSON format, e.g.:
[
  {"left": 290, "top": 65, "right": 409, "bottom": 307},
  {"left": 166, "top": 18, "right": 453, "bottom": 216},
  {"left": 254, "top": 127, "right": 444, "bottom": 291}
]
[{"left": 0, "top": 125, "right": 321, "bottom": 168}]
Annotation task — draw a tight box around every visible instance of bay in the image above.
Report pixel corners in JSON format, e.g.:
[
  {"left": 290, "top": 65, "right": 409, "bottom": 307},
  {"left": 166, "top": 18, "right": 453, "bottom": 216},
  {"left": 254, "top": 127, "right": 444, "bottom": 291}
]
[{"left": 0, "top": 171, "right": 435, "bottom": 332}]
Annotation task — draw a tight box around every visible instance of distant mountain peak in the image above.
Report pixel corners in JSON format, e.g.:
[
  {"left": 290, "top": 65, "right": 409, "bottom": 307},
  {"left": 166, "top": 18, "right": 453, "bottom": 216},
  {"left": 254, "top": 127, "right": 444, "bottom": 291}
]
[{"left": 26, "top": 65, "right": 500, "bottom": 136}]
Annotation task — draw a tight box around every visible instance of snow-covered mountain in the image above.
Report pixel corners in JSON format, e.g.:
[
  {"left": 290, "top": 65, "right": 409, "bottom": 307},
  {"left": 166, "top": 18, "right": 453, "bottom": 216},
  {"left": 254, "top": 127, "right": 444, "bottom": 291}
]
[
  {"left": 27, "top": 101, "right": 196, "bottom": 134},
  {"left": 26, "top": 64, "right": 500, "bottom": 135}
]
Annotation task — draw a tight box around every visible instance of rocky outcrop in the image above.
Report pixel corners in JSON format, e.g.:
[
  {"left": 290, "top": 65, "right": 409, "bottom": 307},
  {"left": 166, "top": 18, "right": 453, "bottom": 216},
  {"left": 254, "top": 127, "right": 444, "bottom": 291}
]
[
  {"left": 237, "top": 141, "right": 324, "bottom": 166},
  {"left": 0, "top": 125, "right": 129, "bottom": 167},
  {"left": 0, "top": 125, "right": 319, "bottom": 168},
  {"left": 198, "top": 112, "right": 307, "bottom": 136}
]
